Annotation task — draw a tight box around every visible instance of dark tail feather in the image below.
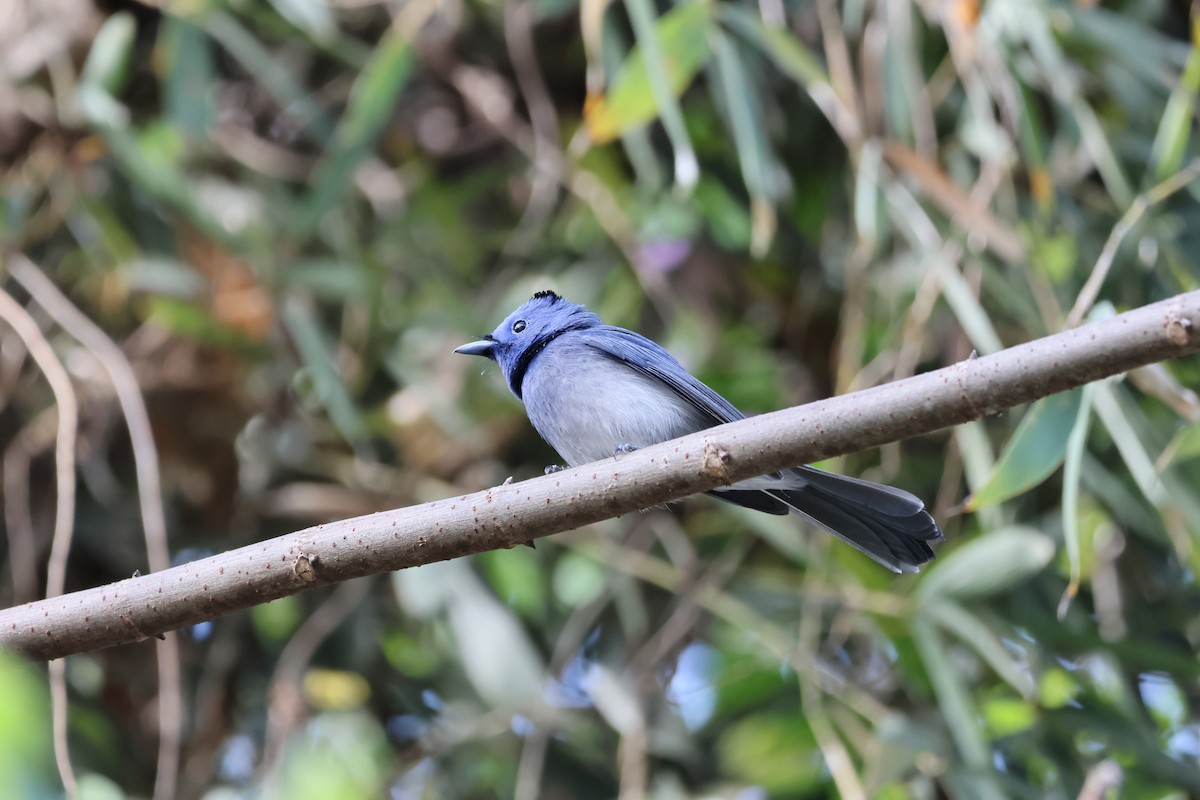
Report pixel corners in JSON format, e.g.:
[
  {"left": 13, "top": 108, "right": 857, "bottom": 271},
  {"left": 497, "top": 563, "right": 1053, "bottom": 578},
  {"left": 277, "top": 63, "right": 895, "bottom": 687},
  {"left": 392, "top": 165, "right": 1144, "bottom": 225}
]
[{"left": 767, "top": 467, "right": 943, "bottom": 573}]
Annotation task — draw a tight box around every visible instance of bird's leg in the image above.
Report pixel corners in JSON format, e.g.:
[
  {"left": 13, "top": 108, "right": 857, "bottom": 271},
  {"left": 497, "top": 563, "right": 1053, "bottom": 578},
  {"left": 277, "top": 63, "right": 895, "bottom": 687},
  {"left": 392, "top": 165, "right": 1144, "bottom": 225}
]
[
  {"left": 544, "top": 464, "right": 566, "bottom": 475},
  {"left": 613, "top": 443, "right": 639, "bottom": 458}
]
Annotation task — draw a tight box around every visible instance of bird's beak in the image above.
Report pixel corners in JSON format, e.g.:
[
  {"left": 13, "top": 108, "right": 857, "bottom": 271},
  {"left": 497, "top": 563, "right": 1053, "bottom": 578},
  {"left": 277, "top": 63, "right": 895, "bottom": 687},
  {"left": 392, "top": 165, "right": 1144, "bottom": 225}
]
[{"left": 454, "top": 337, "right": 497, "bottom": 359}]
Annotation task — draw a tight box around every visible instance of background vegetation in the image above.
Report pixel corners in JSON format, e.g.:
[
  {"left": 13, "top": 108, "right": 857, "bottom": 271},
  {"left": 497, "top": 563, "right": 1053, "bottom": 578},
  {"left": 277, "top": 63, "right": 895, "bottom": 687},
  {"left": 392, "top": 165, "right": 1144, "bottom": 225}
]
[{"left": 1, "top": 0, "right": 1199, "bottom": 797}]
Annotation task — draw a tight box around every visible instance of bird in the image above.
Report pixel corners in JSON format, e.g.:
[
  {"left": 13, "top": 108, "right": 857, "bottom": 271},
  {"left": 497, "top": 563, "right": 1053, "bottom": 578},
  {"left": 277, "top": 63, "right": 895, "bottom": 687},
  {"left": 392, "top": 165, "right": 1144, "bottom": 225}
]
[{"left": 455, "top": 290, "right": 943, "bottom": 572}]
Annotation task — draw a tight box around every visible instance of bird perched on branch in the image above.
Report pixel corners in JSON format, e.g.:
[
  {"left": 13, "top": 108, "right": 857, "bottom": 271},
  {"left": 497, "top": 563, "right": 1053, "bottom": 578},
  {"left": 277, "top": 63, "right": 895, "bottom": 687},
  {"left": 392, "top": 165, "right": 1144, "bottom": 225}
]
[{"left": 456, "top": 290, "right": 942, "bottom": 572}]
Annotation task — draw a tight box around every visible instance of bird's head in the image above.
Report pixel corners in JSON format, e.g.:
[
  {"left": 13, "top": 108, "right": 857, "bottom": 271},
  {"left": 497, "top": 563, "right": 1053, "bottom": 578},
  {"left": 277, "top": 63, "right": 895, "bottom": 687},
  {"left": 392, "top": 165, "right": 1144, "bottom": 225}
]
[{"left": 455, "top": 290, "right": 602, "bottom": 397}]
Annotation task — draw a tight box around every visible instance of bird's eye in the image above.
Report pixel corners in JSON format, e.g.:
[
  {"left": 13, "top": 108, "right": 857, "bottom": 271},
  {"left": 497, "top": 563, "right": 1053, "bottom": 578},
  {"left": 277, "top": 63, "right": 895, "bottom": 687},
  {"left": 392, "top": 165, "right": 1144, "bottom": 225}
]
[{"left": 512, "top": 319, "right": 527, "bottom": 334}]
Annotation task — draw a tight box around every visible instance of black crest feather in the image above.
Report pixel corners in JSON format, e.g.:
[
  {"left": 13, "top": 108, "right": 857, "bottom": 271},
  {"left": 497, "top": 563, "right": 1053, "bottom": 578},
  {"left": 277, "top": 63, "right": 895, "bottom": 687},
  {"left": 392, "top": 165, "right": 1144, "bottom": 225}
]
[{"left": 532, "top": 290, "right": 561, "bottom": 302}]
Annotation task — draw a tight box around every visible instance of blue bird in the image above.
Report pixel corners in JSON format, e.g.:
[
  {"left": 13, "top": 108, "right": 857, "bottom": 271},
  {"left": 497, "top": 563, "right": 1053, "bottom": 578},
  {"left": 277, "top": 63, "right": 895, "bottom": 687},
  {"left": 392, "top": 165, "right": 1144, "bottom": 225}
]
[{"left": 456, "top": 290, "right": 943, "bottom": 572}]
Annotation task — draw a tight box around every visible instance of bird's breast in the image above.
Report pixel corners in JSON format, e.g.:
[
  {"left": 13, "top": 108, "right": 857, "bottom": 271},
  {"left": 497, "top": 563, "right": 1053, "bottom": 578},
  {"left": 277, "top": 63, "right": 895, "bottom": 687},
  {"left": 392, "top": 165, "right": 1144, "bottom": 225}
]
[{"left": 521, "top": 346, "right": 710, "bottom": 467}]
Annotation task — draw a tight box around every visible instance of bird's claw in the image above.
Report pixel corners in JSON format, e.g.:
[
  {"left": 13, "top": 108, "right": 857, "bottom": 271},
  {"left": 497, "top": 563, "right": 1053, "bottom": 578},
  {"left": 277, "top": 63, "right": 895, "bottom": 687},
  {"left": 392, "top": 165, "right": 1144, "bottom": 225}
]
[
  {"left": 544, "top": 464, "right": 566, "bottom": 475},
  {"left": 613, "top": 443, "right": 638, "bottom": 458}
]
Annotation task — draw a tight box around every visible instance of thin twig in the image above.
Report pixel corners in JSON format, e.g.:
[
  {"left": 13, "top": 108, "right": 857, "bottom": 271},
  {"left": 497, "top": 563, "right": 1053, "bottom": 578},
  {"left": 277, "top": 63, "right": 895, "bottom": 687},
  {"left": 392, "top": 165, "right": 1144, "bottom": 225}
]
[
  {"left": 7, "top": 254, "right": 183, "bottom": 800},
  {"left": 3, "top": 409, "right": 58, "bottom": 603},
  {"left": 501, "top": 0, "right": 562, "bottom": 257},
  {"left": 0, "top": 286, "right": 79, "bottom": 797},
  {"left": 1066, "top": 158, "right": 1200, "bottom": 327}
]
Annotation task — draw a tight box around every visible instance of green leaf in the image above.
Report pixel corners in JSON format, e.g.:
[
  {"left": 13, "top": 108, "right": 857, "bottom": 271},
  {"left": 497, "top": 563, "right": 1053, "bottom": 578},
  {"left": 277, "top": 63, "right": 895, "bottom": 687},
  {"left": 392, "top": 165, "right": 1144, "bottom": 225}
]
[
  {"left": 280, "top": 260, "right": 375, "bottom": 300},
  {"left": 81, "top": 12, "right": 136, "bottom": 96},
  {"left": 252, "top": 595, "right": 305, "bottom": 643},
  {"left": 143, "top": 297, "right": 266, "bottom": 354},
  {"left": 982, "top": 697, "right": 1037, "bottom": 737},
  {"left": 1039, "top": 667, "right": 1079, "bottom": 709},
  {"left": 917, "top": 527, "right": 1055, "bottom": 603},
  {"left": 0, "top": 651, "right": 51, "bottom": 792},
  {"left": 281, "top": 296, "right": 371, "bottom": 445},
  {"left": 968, "top": 389, "right": 1085, "bottom": 509},
  {"left": 1059, "top": 383, "right": 1096, "bottom": 615},
  {"left": 718, "top": 6, "right": 827, "bottom": 87},
  {"left": 1158, "top": 422, "right": 1200, "bottom": 471},
  {"left": 381, "top": 629, "right": 441, "bottom": 677},
  {"left": 553, "top": 550, "right": 607, "bottom": 607},
  {"left": 585, "top": 0, "right": 711, "bottom": 144},
  {"left": 278, "top": 712, "right": 391, "bottom": 799},
  {"left": 1148, "top": 43, "right": 1200, "bottom": 180},
  {"left": 717, "top": 714, "right": 822, "bottom": 795},
  {"left": 160, "top": 17, "right": 216, "bottom": 136},
  {"left": 923, "top": 601, "right": 1035, "bottom": 697},
  {"left": 268, "top": 0, "right": 336, "bottom": 41},
  {"left": 201, "top": 12, "right": 335, "bottom": 143},
  {"left": 479, "top": 547, "right": 546, "bottom": 617},
  {"left": 295, "top": 34, "right": 415, "bottom": 233},
  {"left": 693, "top": 176, "right": 751, "bottom": 249},
  {"left": 911, "top": 617, "right": 1001, "bottom": 796},
  {"left": 710, "top": 27, "right": 776, "bottom": 255}
]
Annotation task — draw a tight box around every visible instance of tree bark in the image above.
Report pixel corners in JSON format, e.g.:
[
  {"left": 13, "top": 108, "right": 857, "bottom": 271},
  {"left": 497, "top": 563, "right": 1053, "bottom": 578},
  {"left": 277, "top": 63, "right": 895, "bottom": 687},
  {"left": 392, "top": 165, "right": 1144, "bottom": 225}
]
[{"left": 3, "top": 291, "right": 1199, "bottom": 660}]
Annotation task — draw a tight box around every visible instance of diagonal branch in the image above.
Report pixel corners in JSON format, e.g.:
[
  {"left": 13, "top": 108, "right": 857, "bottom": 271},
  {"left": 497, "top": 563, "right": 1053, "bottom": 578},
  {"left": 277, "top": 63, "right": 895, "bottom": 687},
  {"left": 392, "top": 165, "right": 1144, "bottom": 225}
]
[{"left": 3, "top": 291, "right": 1199, "bottom": 660}]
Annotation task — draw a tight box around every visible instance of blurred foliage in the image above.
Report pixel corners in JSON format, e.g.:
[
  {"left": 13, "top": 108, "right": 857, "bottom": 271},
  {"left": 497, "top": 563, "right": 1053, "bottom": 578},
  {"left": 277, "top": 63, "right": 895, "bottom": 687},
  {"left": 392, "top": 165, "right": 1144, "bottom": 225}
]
[{"left": 1, "top": 0, "right": 1200, "bottom": 797}]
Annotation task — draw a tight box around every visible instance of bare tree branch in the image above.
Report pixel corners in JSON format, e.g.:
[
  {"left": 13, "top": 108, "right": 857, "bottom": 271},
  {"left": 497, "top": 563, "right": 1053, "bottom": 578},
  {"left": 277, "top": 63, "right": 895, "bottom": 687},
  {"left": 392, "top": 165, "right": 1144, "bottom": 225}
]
[{"left": 2, "top": 291, "right": 1199, "bottom": 660}]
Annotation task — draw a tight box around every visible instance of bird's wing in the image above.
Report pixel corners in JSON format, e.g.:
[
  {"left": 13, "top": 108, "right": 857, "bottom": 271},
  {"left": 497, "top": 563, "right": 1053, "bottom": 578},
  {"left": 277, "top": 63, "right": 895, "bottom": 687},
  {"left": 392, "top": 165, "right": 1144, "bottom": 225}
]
[{"left": 577, "top": 326, "right": 745, "bottom": 425}]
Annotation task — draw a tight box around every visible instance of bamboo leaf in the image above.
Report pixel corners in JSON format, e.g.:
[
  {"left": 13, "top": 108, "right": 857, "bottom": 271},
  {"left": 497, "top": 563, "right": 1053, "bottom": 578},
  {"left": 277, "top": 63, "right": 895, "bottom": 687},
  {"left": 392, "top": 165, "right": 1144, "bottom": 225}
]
[
  {"left": 968, "top": 389, "right": 1085, "bottom": 509},
  {"left": 917, "top": 527, "right": 1055, "bottom": 603},
  {"left": 584, "top": 0, "right": 711, "bottom": 146}
]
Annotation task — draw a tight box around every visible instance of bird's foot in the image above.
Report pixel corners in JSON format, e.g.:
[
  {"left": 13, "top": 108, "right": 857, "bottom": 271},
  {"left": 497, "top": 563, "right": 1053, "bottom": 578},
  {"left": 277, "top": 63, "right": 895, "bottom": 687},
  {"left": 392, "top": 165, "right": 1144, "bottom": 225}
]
[
  {"left": 544, "top": 464, "right": 566, "bottom": 475},
  {"left": 613, "top": 443, "right": 639, "bottom": 458}
]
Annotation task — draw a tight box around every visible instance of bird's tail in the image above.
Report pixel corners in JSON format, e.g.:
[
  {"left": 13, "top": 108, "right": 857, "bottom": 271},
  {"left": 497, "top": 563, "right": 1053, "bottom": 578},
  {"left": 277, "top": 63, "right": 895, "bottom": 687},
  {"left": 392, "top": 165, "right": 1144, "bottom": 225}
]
[{"left": 767, "top": 467, "right": 943, "bottom": 573}]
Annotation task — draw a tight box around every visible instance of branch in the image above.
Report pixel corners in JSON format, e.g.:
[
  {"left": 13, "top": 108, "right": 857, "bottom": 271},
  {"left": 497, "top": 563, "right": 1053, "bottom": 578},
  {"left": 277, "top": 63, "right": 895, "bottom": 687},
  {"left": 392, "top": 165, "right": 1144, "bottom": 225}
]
[{"left": 4, "top": 292, "right": 1199, "bottom": 660}]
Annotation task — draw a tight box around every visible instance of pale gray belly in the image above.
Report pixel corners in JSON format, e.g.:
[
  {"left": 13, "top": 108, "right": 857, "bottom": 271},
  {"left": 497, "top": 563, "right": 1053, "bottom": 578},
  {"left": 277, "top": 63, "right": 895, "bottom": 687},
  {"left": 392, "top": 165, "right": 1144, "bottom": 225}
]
[{"left": 522, "top": 349, "right": 711, "bottom": 466}]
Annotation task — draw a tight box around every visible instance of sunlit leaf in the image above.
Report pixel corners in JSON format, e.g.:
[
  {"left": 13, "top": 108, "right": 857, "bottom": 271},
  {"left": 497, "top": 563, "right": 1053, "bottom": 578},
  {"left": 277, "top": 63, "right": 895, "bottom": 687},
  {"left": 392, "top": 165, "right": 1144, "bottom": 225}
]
[
  {"left": 693, "top": 176, "right": 752, "bottom": 249},
  {"left": 717, "top": 714, "right": 823, "bottom": 795},
  {"left": 278, "top": 712, "right": 391, "bottom": 799},
  {"left": 982, "top": 697, "right": 1037, "bottom": 737},
  {"left": 1039, "top": 668, "right": 1079, "bottom": 709},
  {"left": 304, "top": 668, "right": 371, "bottom": 711},
  {"left": 0, "top": 651, "right": 51, "bottom": 793},
  {"left": 584, "top": 0, "right": 711, "bottom": 143}
]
